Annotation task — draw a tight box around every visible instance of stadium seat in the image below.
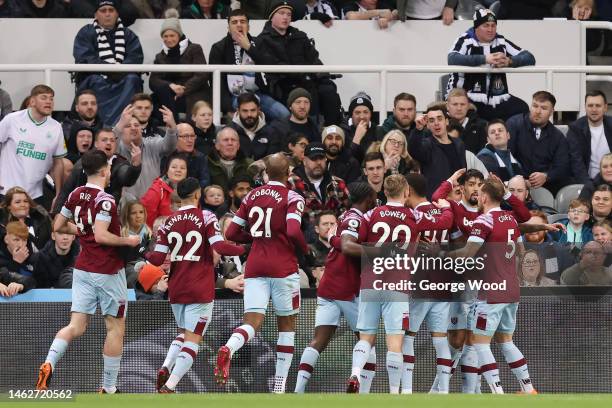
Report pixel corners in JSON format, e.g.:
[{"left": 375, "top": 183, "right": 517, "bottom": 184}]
[
  {"left": 529, "top": 187, "right": 555, "bottom": 210},
  {"left": 556, "top": 125, "right": 569, "bottom": 137},
  {"left": 547, "top": 213, "right": 568, "bottom": 224},
  {"left": 554, "top": 184, "right": 584, "bottom": 213}
]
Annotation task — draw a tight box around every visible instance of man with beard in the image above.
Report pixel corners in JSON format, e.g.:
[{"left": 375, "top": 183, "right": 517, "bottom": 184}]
[
  {"left": 270, "top": 88, "right": 321, "bottom": 143},
  {"left": 130, "top": 93, "right": 164, "bottom": 138},
  {"left": 378, "top": 93, "right": 417, "bottom": 140},
  {"left": 322, "top": 125, "right": 360, "bottom": 183},
  {"left": 53, "top": 128, "right": 141, "bottom": 214},
  {"left": 342, "top": 92, "right": 381, "bottom": 164},
  {"left": 230, "top": 92, "right": 280, "bottom": 160},
  {"left": 161, "top": 123, "right": 210, "bottom": 188},
  {"left": 227, "top": 175, "right": 253, "bottom": 214},
  {"left": 61, "top": 89, "right": 103, "bottom": 140}
]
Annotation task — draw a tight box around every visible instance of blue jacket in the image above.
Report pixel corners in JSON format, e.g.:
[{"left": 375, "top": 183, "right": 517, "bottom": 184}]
[{"left": 553, "top": 218, "right": 593, "bottom": 247}]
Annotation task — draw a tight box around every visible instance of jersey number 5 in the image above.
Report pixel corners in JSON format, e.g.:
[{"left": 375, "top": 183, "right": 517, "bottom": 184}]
[
  {"left": 168, "top": 231, "right": 203, "bottom": 262},
  {"left": 505, "top": 229, "right": 516, "bottom": 259}
]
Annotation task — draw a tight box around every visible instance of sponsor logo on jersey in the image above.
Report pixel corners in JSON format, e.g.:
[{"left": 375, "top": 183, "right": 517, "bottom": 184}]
[
  {"left": 16, "top": 140, "right": 46, "bottom": 160},
  {"left": 463, "top": 217, "right": 475, "bottom": 227}
]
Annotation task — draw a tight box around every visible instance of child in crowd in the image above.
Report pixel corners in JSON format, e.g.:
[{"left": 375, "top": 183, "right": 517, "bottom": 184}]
[
  {"left": 555, "top": 198, "right": 593, "bottom": 249},
  {"left": 202, "top": 185, "right": 227, "bottom": 216}
]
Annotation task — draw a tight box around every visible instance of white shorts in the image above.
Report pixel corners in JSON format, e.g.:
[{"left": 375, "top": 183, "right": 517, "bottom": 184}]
[
  {"left": 356, "top": 290, "right": 409, "bottom": 335},
  {"left": 448, "top": 300, "right": 474, "bottom": 331},
  {"left": 171, "top": 302, "right": 214, "bottom": 336},
  {"left": 244, "top": 273, "right": 300, "bottom": 316},
  {"left": 408, "top": 299, "right": 450, "bottom": 334},
  {"left": 315, "top": 296, "right": 358, "bottom": 331},
  {"left": 71, "top": 268, "right": 128, "bottom": 317},
  {"left": 469, "top": 301, "right": 519, "bottom": 337}
]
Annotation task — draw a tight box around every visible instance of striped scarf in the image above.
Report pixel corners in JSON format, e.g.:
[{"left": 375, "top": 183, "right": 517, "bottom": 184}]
[{"left": 93, "top": 18, "right": 125, "bottom": 64}]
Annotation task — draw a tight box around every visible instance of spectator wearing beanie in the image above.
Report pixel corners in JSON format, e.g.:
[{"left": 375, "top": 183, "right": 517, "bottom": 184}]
[
  {"left": 269, "top": 87, "right": 321, "bottom": 143},
  {"left": 321, "top": 125, "right": 361, "bottom": 183},
  {"left": 149, "top": 9, "right": 211, "bottom": 119},
  {"left": 341, "top": 92, "right": 381, "bottom": 163},
  {"left": 135, "top": 263, "right": 168, "bottom": 300}
]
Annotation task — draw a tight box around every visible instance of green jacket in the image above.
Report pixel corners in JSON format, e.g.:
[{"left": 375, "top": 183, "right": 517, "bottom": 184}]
[{"left": 207, "top": 149, "right": 253, "bottom": 194}]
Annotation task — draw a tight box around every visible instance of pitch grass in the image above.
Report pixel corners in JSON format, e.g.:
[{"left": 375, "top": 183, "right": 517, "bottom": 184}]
[{"left": 9, "top": 393, "right": 612, "bottom": 408}]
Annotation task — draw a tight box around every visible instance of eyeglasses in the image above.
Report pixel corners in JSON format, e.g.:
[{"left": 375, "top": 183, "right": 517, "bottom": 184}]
[
  {"left": 178, "top": 134, "right": 197, "bottom": 139},
  {"left": 388, "top": 139, "right": 405, "bottom": 147},
  {"left": 569, "top": 209, "right": 588, "bottom": 214}
]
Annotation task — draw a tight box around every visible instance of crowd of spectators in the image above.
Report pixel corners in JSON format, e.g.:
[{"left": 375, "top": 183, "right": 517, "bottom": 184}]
[{"left": 1, "top": 0, "right": 612, "bottom": 299}]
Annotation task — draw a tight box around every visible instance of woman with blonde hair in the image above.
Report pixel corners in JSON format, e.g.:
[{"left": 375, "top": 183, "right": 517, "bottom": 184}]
[
  {"left": 580, "top": 152, "right": 612, "bottom": 201},
  {"left": 368, "top": 130, "right": 419, "bottom": 175},
  {"left": 0, "top": 186, "right": 51, "bottom": 251}
]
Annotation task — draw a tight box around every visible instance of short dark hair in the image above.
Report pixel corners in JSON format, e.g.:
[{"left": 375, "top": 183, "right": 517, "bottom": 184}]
[
  {"left": 394, "top": 92, "right": 416, "bottom": 107},
  {"left": 425, "top": 102, "right": 448, "bottom": 117},
  {"left": 288, "top": 133, "right": 308, "bottom": 146},
  {"left": 228, "top": 8, "right": 249, "bottom": 22},
  {"left": 594, "top": 184, "right": 612, "bottom": 193},
  {"left": 481, "top": 178, "right": 504, "bottom": 203},
  {"left": 94, "top": 127, "right": 115, "bottom": 142},
  {"left": 532, "top": 91, "right": 556, "bottom": 107},
  {"left": 486, "top": 118, "right": 507, "bottom": 133},
  {"left": 76, "top": 89, "right": 96, "bottom": 102},
  {"left": 315, "top": 210, "right": 336, "bottom": 226},
  {"left": 164, "top": 152, "right": 189, "bottom": 174},
  {"left": 177, "top": 177, "right": 201, "bottom": 199},
  {"left": 447, "top": 118, "right": 463, "bottom": 135},
  {"left": 404, "top": 173, "right": 427, "bottom": 198},
  {"left": 30, "top": 84, "right": 54, "bottom": 97},
  {"left": 458, "top": 169, "right": 485, "bottom": 185},
  {"left": 347, "top": 182, "right": 376, "bottom": 205},
  {"left": 586, "top": 90, "right": 608, "bottom": 105},
  {"left": 130, "top": 93, "right": 153, "bottom": 104},
  {"left": 229, "top": 175, "right": 253, "bottom": 190},
  {"left": 237, "top": 92, "right": 260, "bottom": 108},
  {"left": 362, "top": 151, "right": 384, "bottom": 168},
  {"left": 82, "top": 149, "right": 108, "bottom": 176}
]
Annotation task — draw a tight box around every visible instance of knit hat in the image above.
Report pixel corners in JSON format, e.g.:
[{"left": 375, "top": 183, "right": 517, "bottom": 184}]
[
  {"left": 287, "top": 87, "right": 312, "bottom": 107},
  {"left": 269, "top": 0, "right": 293, "bottom": 20},
  {"left": 97, "top": 0, "right": 116, "bottom": 11},
  {"left": 138, "top": 264, "right": 165, "bottom": 292},
  {"left": 321, "top": 125, "right": 345, "bottom": 144},
  {"left": 160, "top": 8, "right": 183, "bottom": 37},
  {"left": 473, "top": 8, "right": 497, "bottom": 29},
  {"left": 348, "top": 92, "right": 374, "bottom": 116}
]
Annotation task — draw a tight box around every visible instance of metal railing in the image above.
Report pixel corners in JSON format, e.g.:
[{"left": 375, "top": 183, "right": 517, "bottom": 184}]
[{"left": 0, "top": 63, "right": 611, "bottom": 125}]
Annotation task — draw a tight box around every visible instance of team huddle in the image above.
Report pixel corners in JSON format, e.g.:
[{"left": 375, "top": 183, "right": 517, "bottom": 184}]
[{"left": 35, "top": 149, "right": 539, "bottom": 395}]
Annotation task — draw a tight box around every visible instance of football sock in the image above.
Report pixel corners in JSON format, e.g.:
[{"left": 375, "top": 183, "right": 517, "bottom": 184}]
[
  {"left": 165, "top": 341, "right": 198, "bottom": 390},
  {"left": 474, "top": 343, "right": 504, "bottom": 394},
  {"left": 102, "top": 354, "right": 121, "bottom": 394},
  {"left": 401, "top": 335, "right": 415, "bottom": 394},
  {"left": 460, "top": 345, "right": 479, "bottom": 393},
  {"left": 500, "top": 341, "right": 535, "bottom": 392},
  {"left": 45, "top": 338, "right": 68, "bottom": 370},
  {"left": 350, "top": 340, "right": 372, "bottom": 378},
  {"left": 226, "top": 324, "right": 255, "bottom": 357},
  {"left": 359, "top": 346, "right": 376, "bottom": 394},
  {"left": 162, "top": 333, "right": 184, "bottom": 370},
  {"left": 386, "top": 351, "right": 403, "bottom": 394},
  {"left": 432, "top": 337, "right": 452, "bottom": 394},
  {"left": 274, "top": 332, "right": 295, "bottom": 393},
  {"left": 295, "top": 347, "right": 319, "bottom": 393}
]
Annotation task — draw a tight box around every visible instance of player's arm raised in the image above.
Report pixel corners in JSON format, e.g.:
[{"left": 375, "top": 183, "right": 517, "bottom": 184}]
[{"left": 414, "top": 199, "right": 454, "bottom": 232}]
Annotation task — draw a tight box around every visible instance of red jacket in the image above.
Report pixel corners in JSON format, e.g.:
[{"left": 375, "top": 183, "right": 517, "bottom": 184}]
[{"left": 141, "top": 177, "right": 174, "bottom": 228}]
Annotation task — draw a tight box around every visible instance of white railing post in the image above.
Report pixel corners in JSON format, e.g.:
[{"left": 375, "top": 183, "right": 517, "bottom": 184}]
[
  {"left": 546, "top": 70, "right": 554, "bottom": 93},
  {"left": 44, "top": 69, "right": 52, "bottom": 87},
  {"left": 212, "top": 69, "right": 222, "bottom": 126},
  {"left": 379, "top": 70, "right": 387, "bottom": 126},
  {"left": 579, "top": 22, "right": 587, "bottom": 115}
]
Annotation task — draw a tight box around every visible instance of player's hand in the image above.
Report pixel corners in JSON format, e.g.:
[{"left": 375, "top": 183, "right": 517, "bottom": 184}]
[
  {"left": 225, "top": 274, "right": 244, "bottom": 293},
  {"left": 449, "top": 168, "right": 466, "bottom": 184},
  {"left": 442, "top": 6, "right": 454, "bottom": 25},
  {"left": 418, "top": 239, "right": 441, "bottom": 257},
  {"left": 156, "top": 275, "right": 169, "bottom": 292},
  {"left": 213, "top": 250, "right": 221, "bottom": 267},
  {"left": 160, "top": 105, "right": 177, "bottom": 130},
  {"left": 435, "top": 199, "right": 451, "bottom": 209},
  {"left": 528, "top": 172, "right": 547, "bottom": 189},
  {"left": 7, "top": 282, "right": 24, "bottom": 296},
  {"left": 12, "top": 245, "right": 29, "bottom": 264},
  {"left": 129, "top": 142, "right": 142, "bottom": 167},
  {"left": 125, "top": 235, "right": 141, "bottom": 248},
  {"left": 545, "top": 222, "right": 566, "bottom": 233}
]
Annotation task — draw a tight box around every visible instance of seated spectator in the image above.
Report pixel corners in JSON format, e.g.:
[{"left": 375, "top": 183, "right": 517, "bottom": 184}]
[
  {"left": 0, "top": 266, "right": 33, "bottom": 296},
  {"left": 0, "top": 0, "right": 20, "bottom": 17},
  {"left": 0, "top": 85, "right": 66, "bottom": 208},
  {"left": 73, "top": 0, "right": 144, "bottom": 126},
  {"left": 560, "top": 241, "right": 612, "bottom": 285},
  {"left": 129, "top": 93, "right": 165, "bottom": 138},
  {"left": 16, "top": 0, "right": 68, "bottom": 17},
  {"left": 63, "top": 124, "right": 94, "bottom": 179},
  {"left": 568, "top": 90, "right": 612, "bottom": 184},
  {"left": 128, "top": 0, "right": 180, "bottom": 18},
  {"left": 32, "top": 231, "right": 78, "bottom": 288},
  {"left": 398, "top": 0, "right": 455, "bottom": 24},
  {"left": 255, "top": 1, "right": 342, "bottom": 125},
  {"left": 308, "top": 210, "right": 336, "bottom": 267},
  {"left": 208, "top": 8, "right": 289, "bottom": 121},
  {"left": 342, "top": 0, "right": 397, "bottom": 29},
  {"left": 207, "top": 127, "right": 253, "bottom": 195},
  {"left": 61, "top": 89, "right": 102, "bottom": 141},
  {"left": 190, "top": 100, "right": 217, "bottom": 155},
  {"left": 149, "top": 11, "right": 211, "bottom": 120},
  {"left": 507, "top": 175, "right": 539, "bottom": 211},
  {"left": 581, "top": 153, "right": 612, "bottom": 202},
  {"left": 230, "top": 92, "right": 280, "bottom": 160},
  {"left": 377, "top": 92, "right": 417, "bottom": 140},
  {"left": 160, "top": 122, "right": 210, "bottom": 188},
  {"left": 341, "top": 92, "right": 380, "bottom": 163},
  {"left": 408, "top": 104, "right": 466, "bottom": 199},
  {"left": 304, "top": 0, "right": 338, "bottom": 26},
  {"left": 115, "top": 104, "right": 177, "bottom": 200},
  {"left": 135, "top": 263, "right": 168, "bottom": 300},
  {"left": 590, "top": 184, "right": 612, "bottom": 224},
  {"left": 202, "top": 184, "right": 227, "bottom": 217},
  {"left": 0, "top": 80, "right": 12, "bottom": 121},
  {"left": 54, "top": 128, "right": 141, "bottom": 213},
  {"left": 236, "top": 0, "right": 275, "bottom": 19},
  {"left": 270, "top": 88, "right": 321, "bottom": 143},
  {"left": 120, "top": 200, "right": 152, "bottom": 261},
  {"left": 447, "top": 9, "right": 534, "bottom": 121},
  {"left": 141, "top": 153, "right": 188, "bottom": 227},
  {"left": 519, "top": 250, "right": 556, "bottom": 287},
  {"left": 446, "top": 88, "right": 487, "bottom": 154},
  {"left": 182, "top": 0, "right": 229, "bottom": 18},
  {"left": 445, "top": 124, "right": 489, "bottom": 178},
  {"left": 0, "top": 187, "right": 51, "bottom": 252},
  {"left": 497, "top": 0, "right": 593, "bottom": 19},
  {"left": 553, "top": 198, "right": 593, "bottom": 249},
  {"left": 507, "top": 91, "right": 570, "bottom": 195},
  {"left": 226, "top": 175, "right": 253, "bottom": 215},
  {"left": 375, "top": 129, "right": 417, "bottom": 176},
  {"left": 593, "top": 220, "right": 612, "bottom": 245},
  {"left": 0, "top": 221, "right": 37, "bottom": 283},
  {"left": 322, "top": 125, "right": 360, "bottom": 183},
  {"left": 360, "top": 151, "right": 386, "bottom": 205},
  {"left": 477, "top": 119, "right": 526, "bottom": 182},
  {"left": 285, "top": 133, "right": 309, "bottom": 169}
]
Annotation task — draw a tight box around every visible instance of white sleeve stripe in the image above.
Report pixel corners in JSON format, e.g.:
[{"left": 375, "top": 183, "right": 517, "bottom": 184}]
[
  {"left": 287, "top": 213, "right": 302, "bottom": 223},
  {"left": 60, "top": 207, "right": 73, "bottom": 219},
  {"left": 233, "top": 216, "right": 247, "bottom": 227},
  {"left": 208, "top": 235, "right": 223, "bottom": 245},
  {"left": 341, "top": 230, "right": 359, "bottom": 239},
  {"left": 467, "top": 236, "right": 485, "bottom": 243},
  {"left": 95, "top": 213, "right": 111, "bottom": 223},
  {"left": 154, "top": 244, "right": 169, "bottom": 253}
]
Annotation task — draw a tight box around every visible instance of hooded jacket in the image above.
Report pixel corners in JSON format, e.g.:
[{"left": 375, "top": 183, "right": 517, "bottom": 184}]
[
  {"left": 230, "top": 113, "right": 282, "bottom": 160},
  {"left": 65, "top": 123, "right": 93, "bottom": 164}
]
